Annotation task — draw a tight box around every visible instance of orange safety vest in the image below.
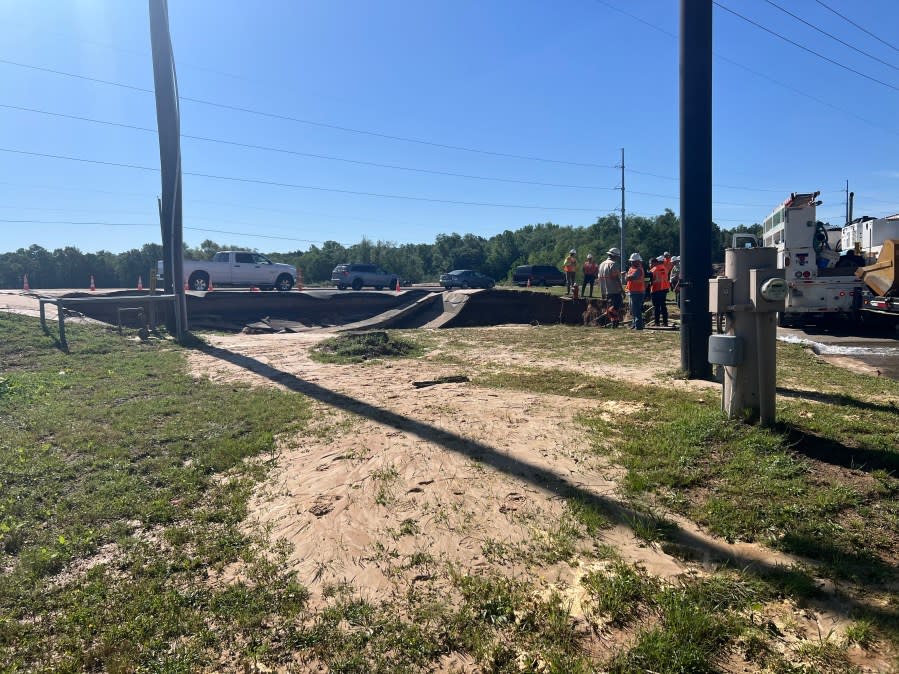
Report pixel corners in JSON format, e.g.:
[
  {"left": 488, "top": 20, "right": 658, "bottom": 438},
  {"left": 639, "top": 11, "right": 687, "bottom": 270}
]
[
  {"left": 563, "top": 256, "right": 577, "bottom": 273},
  {"left": 625, "top": 264, "right": 645, "bottom": 292},
  {"left": 583, "top": 261, "right": 598, "bottom": 276},
  {"left": 650, "top": 265, "right": 671, "bottom": 293}
]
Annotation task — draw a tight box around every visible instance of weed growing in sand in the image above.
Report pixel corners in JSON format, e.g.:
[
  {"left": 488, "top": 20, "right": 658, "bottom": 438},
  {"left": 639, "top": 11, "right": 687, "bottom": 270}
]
[
  {"left": 309, "top": 330, "right": 422, "bottom": 364},
  {"left": 582, "top": 560, "right": 659, "bottom": 626},
  {"left": 371, "top": 463, "right": 400, "bottom": 506}
]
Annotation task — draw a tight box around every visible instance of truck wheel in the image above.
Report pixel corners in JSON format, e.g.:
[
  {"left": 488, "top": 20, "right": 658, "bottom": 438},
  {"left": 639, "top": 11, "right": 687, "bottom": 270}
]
[
  {"left": 352, "top": 278, "right": 363, "bottom": 291},
  {"left": 188, "top": 272, "right": 209, "bottom": 291},
  {"left": 275, "top": 274, "right": 294, "bottom": 291}
]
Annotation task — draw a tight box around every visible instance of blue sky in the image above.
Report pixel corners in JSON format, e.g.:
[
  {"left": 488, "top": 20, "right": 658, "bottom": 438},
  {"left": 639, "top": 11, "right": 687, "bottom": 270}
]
[{"left": 1, "top": 0, "right": 897, "bottom": 254}]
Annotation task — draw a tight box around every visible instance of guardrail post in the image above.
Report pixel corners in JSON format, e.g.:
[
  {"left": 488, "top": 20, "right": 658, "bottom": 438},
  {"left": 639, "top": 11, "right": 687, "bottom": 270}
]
[{"left": 57, "top": 301, "right": 67, "bottom": 350}]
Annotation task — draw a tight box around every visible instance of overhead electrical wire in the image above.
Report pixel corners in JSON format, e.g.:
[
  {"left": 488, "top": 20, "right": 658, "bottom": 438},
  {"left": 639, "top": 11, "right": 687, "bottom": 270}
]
[
  {"left": 590, "top": 1, "right": 899, "bottom": 137},
  {"left": 0, "top": 147, "right": 602, "bottom": 212},
  {"left": 0, "top": 218, "right": 336, "bottom": 245},
  {"left": 713, "top": 1, "right": 899, "bottom": 94},
  {"left": 0, "top": 103, "right": 616, "bottom": 191},
  {"left": 0, "top": 58, "right": 616, "bottom": 170},
  {"left": 762, "top": 0, "right": 899, "bottom": 72},
  {"left": 812, "top": 0, "right": 899, "bottom": 55}
]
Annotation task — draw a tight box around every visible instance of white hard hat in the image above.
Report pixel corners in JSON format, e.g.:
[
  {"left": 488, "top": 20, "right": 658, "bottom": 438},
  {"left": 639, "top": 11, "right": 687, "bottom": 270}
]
[
  {"left": 657, "top": 256, "right": 665, "bottom": 262},
  {"left": 629, "top": 253, "right": 642, "bottom": 262},
  {"left": 586, "top": 253, "right": 594, "bottom": 259},
  {"left": 672, "top": 256, "right": 681, "bottom": 262},
  {"left": 664, "top": 251, "right": 671, "bottom": 257},
  {"left": 607, "top": 247, "right": 620, "bottom": 256},
  {"left": 569, "top": 249, "right": 577, "bottom": 255}
]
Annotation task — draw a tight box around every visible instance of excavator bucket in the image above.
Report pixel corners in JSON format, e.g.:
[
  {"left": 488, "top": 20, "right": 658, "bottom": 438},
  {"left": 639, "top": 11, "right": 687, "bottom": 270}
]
[{"left": 856, "top": 239, "right": 899, "bottom": 297}]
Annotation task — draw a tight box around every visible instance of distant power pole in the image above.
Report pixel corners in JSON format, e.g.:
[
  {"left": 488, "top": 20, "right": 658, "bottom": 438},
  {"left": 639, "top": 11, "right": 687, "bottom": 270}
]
[
  {"left": 620, "top": 148, "right": 626, "bottom": 271},
  {"left": 149, "top": 0, "right": 187, "bottom": 340},
  {"left": 679, "top": 0, "right": 713, "bottom": 379}
]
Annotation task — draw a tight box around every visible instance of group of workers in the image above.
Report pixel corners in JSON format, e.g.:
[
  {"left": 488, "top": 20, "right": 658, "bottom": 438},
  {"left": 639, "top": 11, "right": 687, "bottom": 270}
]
[{"left": 563, "top": 248, "right": 681, "bottom": 330}]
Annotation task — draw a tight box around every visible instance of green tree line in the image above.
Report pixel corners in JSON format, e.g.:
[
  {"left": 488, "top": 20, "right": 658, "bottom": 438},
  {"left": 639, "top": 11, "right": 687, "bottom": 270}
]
[{"left": 0, "top": 212, "right": 761, "bottom": 288}]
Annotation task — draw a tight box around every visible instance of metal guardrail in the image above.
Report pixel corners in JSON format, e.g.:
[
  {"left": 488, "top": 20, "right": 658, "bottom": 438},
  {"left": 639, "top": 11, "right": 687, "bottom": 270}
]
[{"left": 38, "top": 294, "right": 176, "bottom": 349}]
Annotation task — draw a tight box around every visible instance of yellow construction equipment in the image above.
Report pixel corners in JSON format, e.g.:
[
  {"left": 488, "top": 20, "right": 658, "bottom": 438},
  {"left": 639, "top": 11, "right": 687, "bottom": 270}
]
[{"left": 856, "top": 239, "right": 899, "bottom": 297}]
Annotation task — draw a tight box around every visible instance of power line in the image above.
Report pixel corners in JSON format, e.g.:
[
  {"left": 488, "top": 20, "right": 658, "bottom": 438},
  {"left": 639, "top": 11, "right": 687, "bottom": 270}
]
[
  {"left": 813, "top": 0, "right": 899, "bottom": 55},
  {"left": 0, "top": 103, "right": 616, "bottom": 191},
  {"left": 590, "top": 1, "right": 899, "bottom": 139},
  {"left": 763, "top": 0, "right": 899, "bottom": 72},
  {"left": 0, "top": 219, "right": 335, "bottom": 245},
  {"left": 713, "top": 2, "right": 899, "bottom": 94},
  {"left": 0, "top": 180, "right": 464, "bottom": 230},
  {"left": 0, "top": 58, "right": 617, "bottom": 170},
  {"left": 0, "top": 147, "right": 602, "bottom": 212}
]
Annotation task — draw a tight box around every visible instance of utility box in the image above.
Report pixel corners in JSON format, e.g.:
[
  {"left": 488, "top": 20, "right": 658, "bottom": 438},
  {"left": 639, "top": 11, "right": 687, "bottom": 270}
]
[
  {"left": 709, "top": 277, "right": 734, "bottom": 313},
  {"left": 749, "top": 269, "right": 787, "bottom": 312},
  {"left": 708, "top": 334, "right": 744, "bottom": 366}
]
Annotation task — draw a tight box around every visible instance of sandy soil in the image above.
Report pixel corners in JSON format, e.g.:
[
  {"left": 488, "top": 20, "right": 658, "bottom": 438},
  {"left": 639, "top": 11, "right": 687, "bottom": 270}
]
[
  {"left": 4, "top": 293, "right": 893, "bottom": 669},
  {"left": 184, "top": 328, "right": 895, "bottom": 672}
]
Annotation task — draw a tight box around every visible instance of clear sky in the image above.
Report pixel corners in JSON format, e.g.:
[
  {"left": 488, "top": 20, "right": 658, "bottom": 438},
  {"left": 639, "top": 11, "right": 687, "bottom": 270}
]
[{"left": 1, "top": 0, "right": 898, "bottom": 254}]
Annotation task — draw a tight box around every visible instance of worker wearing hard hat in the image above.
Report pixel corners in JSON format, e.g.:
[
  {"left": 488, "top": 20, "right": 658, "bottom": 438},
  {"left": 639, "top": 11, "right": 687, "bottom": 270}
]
[
  {"left": 581, "top": 253, "right": 599, "bottom": 298},
  {"left": 625, "top": 252, "right": 646, "bottom": 330},
  {"left": 650, "top": 255, "right": 671, "bottom": 327},
  {"left": 670, "top": 256, "right": 682, "bottom": 307},
  {"left": 562, "top": 249, "right": 578, "bottom": 295},
  {"left": 598, "top": 248, "right": 623, "bottom": 327},
  {"left": 662, "top": 251, "right": 673, "bottom": 277}
]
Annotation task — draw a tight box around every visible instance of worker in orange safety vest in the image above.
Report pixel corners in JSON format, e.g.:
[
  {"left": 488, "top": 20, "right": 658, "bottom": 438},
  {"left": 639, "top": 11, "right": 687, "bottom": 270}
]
[
  {"left": 625, "top": 253, "right": 646, "bottom": 330},
  {"left": 562, "top": 249, "right": 578, "bottom": 295},
  {"left": 649, "top": 255, "right": 671, "bottom": 326}
]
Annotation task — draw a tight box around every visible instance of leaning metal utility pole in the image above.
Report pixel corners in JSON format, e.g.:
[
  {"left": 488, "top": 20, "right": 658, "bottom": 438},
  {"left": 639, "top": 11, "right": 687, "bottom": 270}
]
[
  {"left": 620, "top": 148, "right": 626, "bottom": 272},
  {"left": 149, "top": 0, "right": 187, "bottom": 340},
  {"left": 679, "top": 0, "right": 713, "bottom": 378}
]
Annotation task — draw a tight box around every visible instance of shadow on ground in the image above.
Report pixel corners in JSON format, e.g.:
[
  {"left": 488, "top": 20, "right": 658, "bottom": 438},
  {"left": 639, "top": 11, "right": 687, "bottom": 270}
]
[{"left": 199, "top": 341, "right": 898, "bottom": 628}]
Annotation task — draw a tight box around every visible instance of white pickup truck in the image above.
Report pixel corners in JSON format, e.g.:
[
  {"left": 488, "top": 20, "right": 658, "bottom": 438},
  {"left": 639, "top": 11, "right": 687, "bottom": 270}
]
[{"left": 157, "top": 251, "right": 297, "bottom": 291}]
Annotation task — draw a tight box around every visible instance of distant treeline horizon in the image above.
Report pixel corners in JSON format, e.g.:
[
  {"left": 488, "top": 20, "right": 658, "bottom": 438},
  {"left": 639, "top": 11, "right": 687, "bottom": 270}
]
[{"left": 1, "top": 211, "right": 761, "bottom": 289}]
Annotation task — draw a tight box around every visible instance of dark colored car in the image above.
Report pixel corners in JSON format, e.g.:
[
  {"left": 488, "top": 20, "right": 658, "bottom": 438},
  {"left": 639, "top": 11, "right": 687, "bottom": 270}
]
[
  {"left": 331, "top": 263, "right": 398, "bottom": 290},
  {"left": 439, "top": 269, "right": 495, "bottom": 290},
  {"left": 512, "top": 264, "right": 566, "bottom": 287}
]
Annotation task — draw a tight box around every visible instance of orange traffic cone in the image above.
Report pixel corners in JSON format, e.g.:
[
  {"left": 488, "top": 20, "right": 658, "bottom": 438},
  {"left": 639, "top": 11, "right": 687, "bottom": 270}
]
[
  {"left": 137, "top": 276, "right": 144, "bottom": 291},
  {"left": 23, "top": 274, "right": 30, "bottom": 291},
  {"left": 90, "top": 275, "right": 96, "bottom": 292},
  {"left": 296, "top": 269, "right": 304, "bottom": 291},
  {"left": 207, "top": 279, "right": 214, "bottom": 291},
  {"left": 251, "top": 285, "right": 260, "bottom": 292},
  {"left": 527, "top": 278, "right": 531, "bottom": 288},
  {"left": 395, "top": 278, "right": 401, "bottom": 292},
  {"left": 572, "top": 285, "right": 579, "bottom": 300}
]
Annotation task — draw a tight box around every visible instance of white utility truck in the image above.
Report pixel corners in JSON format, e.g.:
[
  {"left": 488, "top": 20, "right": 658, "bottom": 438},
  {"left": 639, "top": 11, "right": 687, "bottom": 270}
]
[
  {"left": 761, "top": 192, "right": 864, "bottom": 327},
  {"left": 157, "top": 251, "right": 297, "bottom": 291}
]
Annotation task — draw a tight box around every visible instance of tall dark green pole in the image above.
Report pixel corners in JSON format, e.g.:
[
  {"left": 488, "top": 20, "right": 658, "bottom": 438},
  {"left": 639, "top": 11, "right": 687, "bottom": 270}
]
[
  {"left": 149, "top": 0, "right": 187, "bottom": 339},
  {"left": 679, "top": 0, "right": 713, "bottom": 378}
]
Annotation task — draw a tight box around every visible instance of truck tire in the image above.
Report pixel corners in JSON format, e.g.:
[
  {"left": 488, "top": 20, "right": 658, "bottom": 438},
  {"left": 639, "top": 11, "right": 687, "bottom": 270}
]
[
  {"left": 275, "top": 274, "right": 294, "bottom": 291},
  {"left": 352, "top": 278, "right": 363, "bottom": 291},
  {"left": 188, "top": 271, "right": 209, "bottom": 291}
]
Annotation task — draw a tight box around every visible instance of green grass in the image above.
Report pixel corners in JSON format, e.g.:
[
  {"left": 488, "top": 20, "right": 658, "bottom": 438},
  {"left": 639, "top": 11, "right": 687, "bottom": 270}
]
[
  {"left": 309, "top": 331, "right": 422, "bottom": 364},
  {"left": 3, "top": 315, "right": 897, "bottom": 671},
  {"left": 0, "top": 314, "right": 311, "bottom": 671},
  {"left": 475, "top": 360, "right": 899, "bottom": 653}
]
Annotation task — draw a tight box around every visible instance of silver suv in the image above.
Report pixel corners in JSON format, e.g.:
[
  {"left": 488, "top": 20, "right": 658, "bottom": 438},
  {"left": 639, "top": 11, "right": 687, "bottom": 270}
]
[{"left": 331, "top": 263, "right": 398, "bottom": 291}]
